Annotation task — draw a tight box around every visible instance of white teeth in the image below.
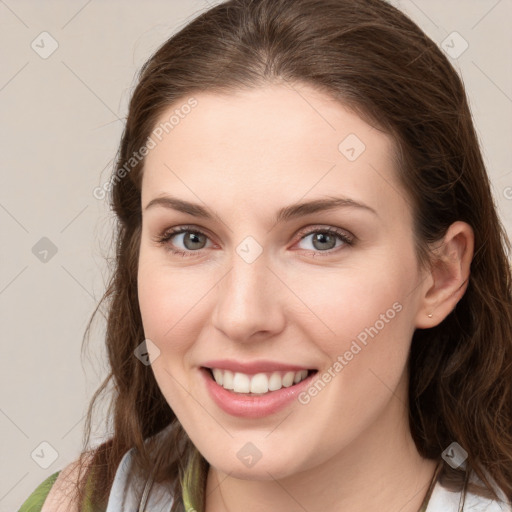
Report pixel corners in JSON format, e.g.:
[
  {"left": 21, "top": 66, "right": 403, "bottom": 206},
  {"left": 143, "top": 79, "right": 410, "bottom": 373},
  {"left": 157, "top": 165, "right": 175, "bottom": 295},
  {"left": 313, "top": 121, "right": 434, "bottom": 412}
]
[
  {"left": 212, "top": 368, "right": 223, "bottom": 386},
  {"left": 250, "top": 373, "right": 268, "bottom": 394},
  {"left": 222, "top": 370, "right": 234, "bottom": 390},
  {"left": 210, "top": 368, "right": 310, "bottom": 394},
  {"left": 232, "top": 372, "right": 250, "bottom": 393},
  {"left": 282, "top": 371, "right": 295, "bottom": 387},
  {"left": 268, "top": 372, "right": 282, "bottom": 391}
]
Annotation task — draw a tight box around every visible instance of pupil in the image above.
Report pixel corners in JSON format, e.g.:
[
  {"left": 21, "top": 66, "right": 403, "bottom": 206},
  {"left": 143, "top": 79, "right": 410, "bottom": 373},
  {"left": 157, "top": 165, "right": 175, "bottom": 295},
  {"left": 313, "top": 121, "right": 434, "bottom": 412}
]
[
  {"left": 314, "top": 233, "right": 335, "bottom": 250},
  {"left": 185, "top": 232, "right": 205, "bottom": 250}
]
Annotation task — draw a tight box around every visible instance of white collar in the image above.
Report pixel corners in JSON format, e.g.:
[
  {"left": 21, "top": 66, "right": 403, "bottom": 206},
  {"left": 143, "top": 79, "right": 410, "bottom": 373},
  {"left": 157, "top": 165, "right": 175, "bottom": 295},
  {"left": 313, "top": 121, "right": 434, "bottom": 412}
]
[
  {"left": 106, "top": 447, "right": 511, "bottom": 512},
  {"left": 426, "top": 467, "right": 511, "bottom": 512}
]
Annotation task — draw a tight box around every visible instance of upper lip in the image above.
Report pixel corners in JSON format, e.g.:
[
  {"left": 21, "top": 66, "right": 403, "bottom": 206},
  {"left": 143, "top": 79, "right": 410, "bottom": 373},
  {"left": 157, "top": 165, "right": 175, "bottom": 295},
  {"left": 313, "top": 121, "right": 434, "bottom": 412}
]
[{"left": 201, "top": 359, "right": 315, "bottom": 375}]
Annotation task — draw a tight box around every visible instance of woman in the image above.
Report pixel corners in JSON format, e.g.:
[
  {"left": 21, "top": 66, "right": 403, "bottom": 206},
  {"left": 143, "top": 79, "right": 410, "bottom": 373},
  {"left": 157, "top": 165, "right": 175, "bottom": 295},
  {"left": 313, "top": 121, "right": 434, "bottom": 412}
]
[{"left": 18, "top": 0, "right": 512, "bottom": 511}]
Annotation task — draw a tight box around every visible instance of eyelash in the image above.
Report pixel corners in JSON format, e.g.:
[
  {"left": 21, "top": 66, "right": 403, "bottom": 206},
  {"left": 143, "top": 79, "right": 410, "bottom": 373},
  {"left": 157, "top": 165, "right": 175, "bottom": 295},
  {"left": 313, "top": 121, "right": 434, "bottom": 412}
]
[{"left": 153, "top": 224, "right": 354, "bottom": 258}]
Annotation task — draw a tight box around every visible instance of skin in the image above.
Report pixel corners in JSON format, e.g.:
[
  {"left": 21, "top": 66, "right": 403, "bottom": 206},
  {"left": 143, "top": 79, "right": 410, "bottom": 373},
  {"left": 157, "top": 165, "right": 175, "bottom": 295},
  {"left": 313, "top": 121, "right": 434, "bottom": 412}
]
[{"left": 137, "top": 82, "right": 474, "bottom": 512}]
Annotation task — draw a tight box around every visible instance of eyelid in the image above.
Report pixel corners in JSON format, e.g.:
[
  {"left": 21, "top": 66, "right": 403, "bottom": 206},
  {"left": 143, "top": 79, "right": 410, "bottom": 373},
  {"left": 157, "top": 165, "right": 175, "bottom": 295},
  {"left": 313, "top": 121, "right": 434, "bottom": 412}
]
[{"left": 295, "top": 224, "right": 354, "bottom": 243}]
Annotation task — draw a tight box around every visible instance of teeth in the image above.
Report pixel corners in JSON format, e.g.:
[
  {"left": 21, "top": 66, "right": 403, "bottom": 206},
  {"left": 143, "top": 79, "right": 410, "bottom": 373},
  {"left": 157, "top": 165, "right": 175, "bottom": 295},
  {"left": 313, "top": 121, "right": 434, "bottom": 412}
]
[
  {"left": 212, "top": 368, "right": 223, "bottom": 386},
  {"left": 282, "top": 371, "right": 295, "bottom": 387},
  {"left": 268, "top": 372, "right": 282, "bottom": 391},
  {"left": 250, "top": 373, "right": 268, "bottom": 394},
  {"left": 222, "top": 370, "right": 234, "bottom": 390},
  {"left": 233, "top": 372, "right": 250, "bottom": 393},
  {"left": 293, "top": 371, "right": 303, "bottom": 384},
  {"left": 210, "top": 368, "right": 309, "bottom": 394}
]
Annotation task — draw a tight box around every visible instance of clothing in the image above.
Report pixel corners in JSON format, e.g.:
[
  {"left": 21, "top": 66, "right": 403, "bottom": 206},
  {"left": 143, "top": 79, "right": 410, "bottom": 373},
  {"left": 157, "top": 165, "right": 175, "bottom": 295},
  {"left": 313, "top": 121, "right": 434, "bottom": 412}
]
[
  {"left": 18, "top": 446, "right": 512, "bottom": 512},
  {"left": 105, "top": 449, "right": 175, "bottom": 511},
  {"left": 17, "top": 471, "right": 60, "bottom": 512}
]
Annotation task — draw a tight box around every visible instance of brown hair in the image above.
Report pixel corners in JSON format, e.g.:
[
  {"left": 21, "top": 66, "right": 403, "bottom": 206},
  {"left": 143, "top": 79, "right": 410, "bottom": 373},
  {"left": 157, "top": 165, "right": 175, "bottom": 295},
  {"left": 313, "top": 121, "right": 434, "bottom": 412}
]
[{"left": 72, "top": 0, "right": 512, "bottom": 510}]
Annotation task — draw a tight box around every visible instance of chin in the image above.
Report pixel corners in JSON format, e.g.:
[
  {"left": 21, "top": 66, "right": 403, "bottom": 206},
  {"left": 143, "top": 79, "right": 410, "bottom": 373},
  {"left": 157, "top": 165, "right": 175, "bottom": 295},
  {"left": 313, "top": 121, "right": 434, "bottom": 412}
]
[
  {"left": 205, "top": 449, "right": 305, "bottom": 481},
  {"left": 220, "top": 462, "right": 296, "bottom": 481}
]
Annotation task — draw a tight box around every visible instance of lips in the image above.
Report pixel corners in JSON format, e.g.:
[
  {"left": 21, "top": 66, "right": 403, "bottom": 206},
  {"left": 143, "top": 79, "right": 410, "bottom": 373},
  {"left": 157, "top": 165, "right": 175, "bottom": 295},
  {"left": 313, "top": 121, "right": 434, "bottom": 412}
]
[
  {"left": 200, "top": 368, "right": 317, "bottom": 418},
  {"left": 199, "top": 360, "right": 318, "bottom": 418}
]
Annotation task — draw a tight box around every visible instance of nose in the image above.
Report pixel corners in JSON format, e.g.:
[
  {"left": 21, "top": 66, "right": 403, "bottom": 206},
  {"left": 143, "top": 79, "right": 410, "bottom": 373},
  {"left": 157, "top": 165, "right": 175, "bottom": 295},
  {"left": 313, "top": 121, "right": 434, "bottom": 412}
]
[{"left": 211, "top": 252, "right": 286, "bottom": 344}]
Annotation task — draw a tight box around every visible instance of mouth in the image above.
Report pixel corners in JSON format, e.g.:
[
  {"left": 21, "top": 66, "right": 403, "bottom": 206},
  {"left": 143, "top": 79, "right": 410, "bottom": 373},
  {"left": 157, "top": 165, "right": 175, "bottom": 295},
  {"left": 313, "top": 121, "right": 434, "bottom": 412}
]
[{"left": 202, "top": 366, "right": 318, "bottom": 395}]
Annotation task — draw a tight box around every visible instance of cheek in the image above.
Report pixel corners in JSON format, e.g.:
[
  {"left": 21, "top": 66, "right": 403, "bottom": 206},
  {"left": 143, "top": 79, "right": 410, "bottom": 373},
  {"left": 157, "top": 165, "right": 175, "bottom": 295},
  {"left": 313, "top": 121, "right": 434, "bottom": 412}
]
[
  {"left": 137, "top": 255, "right": 226, "bottom": 365},
  {"left": 137, "top": 261, "right": 202, "bottom": 414},
  {"left": 137, "top": 257, "right": 199, "bottom": 353},
  {"left": 295, "top": 257, "right": 416, "bottom": 357},
  {"left": 293, "top": 268, "right": 415, "bottom": 443}
]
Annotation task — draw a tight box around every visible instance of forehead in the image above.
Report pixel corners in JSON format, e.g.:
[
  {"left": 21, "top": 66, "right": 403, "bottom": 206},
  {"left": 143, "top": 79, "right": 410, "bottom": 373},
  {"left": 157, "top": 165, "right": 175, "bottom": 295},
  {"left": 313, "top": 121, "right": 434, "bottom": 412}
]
[{"left": 141, "top": 83, "right": 408, "bottom": 221}]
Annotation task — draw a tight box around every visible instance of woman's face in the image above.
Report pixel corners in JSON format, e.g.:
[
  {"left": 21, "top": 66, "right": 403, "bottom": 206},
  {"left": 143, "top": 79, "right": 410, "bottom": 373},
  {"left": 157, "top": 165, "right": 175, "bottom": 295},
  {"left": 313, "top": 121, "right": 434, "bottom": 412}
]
[{"left": 137, "top": 83, "right": 428, "bottom": 479}]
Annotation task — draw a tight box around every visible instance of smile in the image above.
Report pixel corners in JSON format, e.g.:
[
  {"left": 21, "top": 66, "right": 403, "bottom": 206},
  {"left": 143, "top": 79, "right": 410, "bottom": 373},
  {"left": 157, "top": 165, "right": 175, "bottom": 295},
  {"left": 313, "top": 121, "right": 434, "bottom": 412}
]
[
  {"left": 200, "top": 365, "right": 318, "bottom": 418},
  {"left": 208, "top": 368, "right": 312, "bottom": 394}
]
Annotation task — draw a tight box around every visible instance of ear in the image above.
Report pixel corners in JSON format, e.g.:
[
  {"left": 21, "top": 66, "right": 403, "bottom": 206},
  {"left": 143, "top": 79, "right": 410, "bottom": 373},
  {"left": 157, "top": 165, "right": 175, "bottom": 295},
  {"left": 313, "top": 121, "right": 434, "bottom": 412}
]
[{"left": 415, "top": 221, "right": 474, "bottom": 329}]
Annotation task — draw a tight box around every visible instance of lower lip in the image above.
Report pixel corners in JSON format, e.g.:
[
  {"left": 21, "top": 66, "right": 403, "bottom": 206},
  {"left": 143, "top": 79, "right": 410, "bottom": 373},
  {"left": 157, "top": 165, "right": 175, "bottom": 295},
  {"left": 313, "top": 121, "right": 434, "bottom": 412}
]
[{"left": 200, "top": 367, "right": 317, "bottom": 419}]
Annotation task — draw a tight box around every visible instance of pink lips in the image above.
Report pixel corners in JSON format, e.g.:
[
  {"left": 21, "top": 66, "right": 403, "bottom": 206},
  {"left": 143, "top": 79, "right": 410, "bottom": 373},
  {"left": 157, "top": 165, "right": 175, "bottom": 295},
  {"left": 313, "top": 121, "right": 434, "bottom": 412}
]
[{"left": 199, "top": 360, "right": 317, "bottom": 419}]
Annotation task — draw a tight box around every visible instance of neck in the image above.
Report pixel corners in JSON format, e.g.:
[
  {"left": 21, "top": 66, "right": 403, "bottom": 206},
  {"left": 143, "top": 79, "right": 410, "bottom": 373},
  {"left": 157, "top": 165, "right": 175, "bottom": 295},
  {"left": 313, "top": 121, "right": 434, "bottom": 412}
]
[{"left": 204, "top": 372, "right": 439, "bottom": 512}]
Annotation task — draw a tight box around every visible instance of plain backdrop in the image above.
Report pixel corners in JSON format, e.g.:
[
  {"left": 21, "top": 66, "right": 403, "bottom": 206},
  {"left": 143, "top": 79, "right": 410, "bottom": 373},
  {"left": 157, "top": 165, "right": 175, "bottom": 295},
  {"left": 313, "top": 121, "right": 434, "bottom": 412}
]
[{"left": 1, "top": 1, "right": 511, "bottom": 510}]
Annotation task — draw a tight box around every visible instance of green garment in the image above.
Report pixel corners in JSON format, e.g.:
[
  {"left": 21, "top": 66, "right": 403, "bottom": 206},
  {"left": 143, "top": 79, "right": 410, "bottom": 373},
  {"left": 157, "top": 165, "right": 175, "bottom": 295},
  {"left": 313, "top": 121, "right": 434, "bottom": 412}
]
[
  {"left": 17, "top": 468, "right": 99, "bottom": 512},
  {"left": 18, "top": 472, "right": 60, "bottom": 512},
  {"left": 17, "top": 465, "right": 192, "bottom": 511}
]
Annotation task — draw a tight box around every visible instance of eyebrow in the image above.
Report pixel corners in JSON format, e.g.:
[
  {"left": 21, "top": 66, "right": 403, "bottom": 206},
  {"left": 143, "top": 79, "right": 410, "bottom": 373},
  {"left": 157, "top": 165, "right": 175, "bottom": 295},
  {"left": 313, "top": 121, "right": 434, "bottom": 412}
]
[{"left": 144, "top": 194, "right": 378, "bottom": 223}]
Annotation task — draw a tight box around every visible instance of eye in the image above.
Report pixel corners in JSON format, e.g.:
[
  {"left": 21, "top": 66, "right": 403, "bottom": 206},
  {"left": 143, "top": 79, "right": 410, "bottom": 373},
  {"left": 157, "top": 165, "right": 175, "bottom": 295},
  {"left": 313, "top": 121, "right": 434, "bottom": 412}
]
[
  {"left": 154, "top": 226, "right": 212, "bottom": 257},
  {"left": 153, "top": 225, "right": 354, "bottom": 258},
  {"left": 295, "top": 226, "right": 354, "bottom": 255}
]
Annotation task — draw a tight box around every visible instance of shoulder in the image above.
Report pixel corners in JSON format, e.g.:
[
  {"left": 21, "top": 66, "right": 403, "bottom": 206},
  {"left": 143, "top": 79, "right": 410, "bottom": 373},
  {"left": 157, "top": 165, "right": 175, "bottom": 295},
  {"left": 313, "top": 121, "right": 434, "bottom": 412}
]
[
  {"left": 17, "top": 471, "right": 61, "bottom": 512},
  {"left": 18, "top": 453, "right": 95, "bottom": 512},
  {"left": 43, "top": 453, "right": 95, "bottom": 512}
]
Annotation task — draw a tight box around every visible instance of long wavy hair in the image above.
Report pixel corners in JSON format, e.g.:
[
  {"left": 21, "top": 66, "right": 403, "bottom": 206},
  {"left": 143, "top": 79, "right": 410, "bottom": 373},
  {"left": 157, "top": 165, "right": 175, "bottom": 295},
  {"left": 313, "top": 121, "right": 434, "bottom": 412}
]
[{"left": 72, "top": 0, "right": 512, "bottom": 510}]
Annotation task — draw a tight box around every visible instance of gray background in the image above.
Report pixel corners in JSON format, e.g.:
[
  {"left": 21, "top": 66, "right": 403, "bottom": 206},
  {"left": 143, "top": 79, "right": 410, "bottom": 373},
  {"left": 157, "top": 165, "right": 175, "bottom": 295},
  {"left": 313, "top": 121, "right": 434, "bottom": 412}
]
[{"left": 1, "top": 1, "right": 511, "bottom": 510}]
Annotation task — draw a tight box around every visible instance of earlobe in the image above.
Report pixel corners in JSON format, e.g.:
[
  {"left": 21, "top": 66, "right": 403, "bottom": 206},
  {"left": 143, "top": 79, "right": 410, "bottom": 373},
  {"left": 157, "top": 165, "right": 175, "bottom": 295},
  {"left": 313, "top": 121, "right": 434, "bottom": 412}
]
[{"left": 414, "top": 221, "right": 474, "bottom": 329}]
